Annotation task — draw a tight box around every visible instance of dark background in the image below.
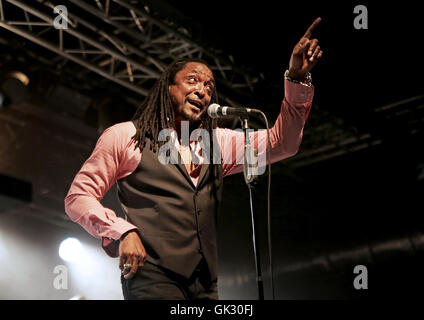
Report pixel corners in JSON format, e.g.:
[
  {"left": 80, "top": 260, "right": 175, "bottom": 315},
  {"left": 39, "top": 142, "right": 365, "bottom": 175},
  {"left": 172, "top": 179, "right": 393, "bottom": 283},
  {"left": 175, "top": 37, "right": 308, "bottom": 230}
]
[
  {"left": 166, "top": 0, "right": 423, "bottom": 109},
  {"left": 164, "top": 0, "right": 424, "bottom": 299}
]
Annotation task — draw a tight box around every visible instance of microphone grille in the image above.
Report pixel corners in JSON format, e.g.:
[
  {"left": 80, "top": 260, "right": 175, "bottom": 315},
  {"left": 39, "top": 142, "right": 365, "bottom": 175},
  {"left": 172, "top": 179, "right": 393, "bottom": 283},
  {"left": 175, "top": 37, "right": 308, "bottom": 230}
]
[{"left": 207, "top": 103, "right": 220, "bottom": 118}]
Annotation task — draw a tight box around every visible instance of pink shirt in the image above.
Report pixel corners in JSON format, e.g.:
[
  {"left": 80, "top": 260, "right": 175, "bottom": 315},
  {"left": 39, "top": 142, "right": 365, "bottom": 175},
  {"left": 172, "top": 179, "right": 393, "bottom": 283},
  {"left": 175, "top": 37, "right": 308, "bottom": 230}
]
[{"left": 64, "top": 79, "right": 313, "bottom": 254}]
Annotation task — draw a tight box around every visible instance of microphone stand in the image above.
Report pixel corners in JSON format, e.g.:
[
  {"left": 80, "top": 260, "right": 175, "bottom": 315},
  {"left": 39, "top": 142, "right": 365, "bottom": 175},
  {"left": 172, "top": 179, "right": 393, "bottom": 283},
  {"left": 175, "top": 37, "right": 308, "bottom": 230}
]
[{"left": 241, "top": 116, "right": 264, "bottom": 300}]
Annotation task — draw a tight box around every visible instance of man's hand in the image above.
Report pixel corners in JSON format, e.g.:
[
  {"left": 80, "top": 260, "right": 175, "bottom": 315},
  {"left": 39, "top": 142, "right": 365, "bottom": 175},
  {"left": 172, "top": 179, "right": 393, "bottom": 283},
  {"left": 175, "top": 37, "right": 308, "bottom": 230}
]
[
  {"left": 119, "top": 230, "right": 146, "bottom": 280},
  {"left": 288, "top": 17, "right": 323, "bottom": 81}
]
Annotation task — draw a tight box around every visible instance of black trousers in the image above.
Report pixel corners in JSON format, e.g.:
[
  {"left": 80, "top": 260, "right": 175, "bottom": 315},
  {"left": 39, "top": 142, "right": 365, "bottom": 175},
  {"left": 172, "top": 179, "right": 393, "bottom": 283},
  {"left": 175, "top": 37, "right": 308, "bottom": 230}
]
[{"left": 121, "top": 258, "right": 218, "bottom": 300}]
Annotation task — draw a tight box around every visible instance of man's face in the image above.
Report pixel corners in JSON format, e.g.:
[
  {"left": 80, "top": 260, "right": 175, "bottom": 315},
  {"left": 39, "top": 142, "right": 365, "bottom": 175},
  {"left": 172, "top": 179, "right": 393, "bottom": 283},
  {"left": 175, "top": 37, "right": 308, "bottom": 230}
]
[{"left": 169, "top": 62, "right": 215, "bottom": 124}]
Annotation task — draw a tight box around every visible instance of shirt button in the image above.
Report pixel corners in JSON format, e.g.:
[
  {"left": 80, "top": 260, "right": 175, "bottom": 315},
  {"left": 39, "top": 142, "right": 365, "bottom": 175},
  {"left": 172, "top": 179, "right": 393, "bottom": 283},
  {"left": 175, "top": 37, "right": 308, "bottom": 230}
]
[
  {"left": 197, "top": 209, "right": 201, "bottom": 215},
  {"left": 198, "top": 248, "right": 203, "bottom": 254}
]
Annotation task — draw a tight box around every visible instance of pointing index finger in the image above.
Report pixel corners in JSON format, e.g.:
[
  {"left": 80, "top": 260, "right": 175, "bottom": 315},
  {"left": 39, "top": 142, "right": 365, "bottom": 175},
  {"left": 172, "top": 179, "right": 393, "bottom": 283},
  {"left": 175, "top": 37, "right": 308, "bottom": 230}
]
[{"left": 303, "top": 17, "right": 322, "bottom": 39}]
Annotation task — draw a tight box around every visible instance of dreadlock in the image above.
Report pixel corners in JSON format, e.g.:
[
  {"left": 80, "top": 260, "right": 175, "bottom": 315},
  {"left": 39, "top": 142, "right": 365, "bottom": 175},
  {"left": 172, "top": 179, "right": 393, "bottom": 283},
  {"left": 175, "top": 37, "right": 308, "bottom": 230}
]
[
  {"left": 131, "top": 58, "right": 219, "bottom": 154},
  {"left": 131, "top": 58, "right": 222, "bottom": 203}
]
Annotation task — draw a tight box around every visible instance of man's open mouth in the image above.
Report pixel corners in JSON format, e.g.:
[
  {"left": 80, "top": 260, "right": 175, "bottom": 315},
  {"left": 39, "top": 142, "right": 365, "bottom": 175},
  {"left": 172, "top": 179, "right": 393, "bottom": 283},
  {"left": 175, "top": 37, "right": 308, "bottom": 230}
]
[{"left": 187, "top": 99, "right": 203, "bottom": 110}]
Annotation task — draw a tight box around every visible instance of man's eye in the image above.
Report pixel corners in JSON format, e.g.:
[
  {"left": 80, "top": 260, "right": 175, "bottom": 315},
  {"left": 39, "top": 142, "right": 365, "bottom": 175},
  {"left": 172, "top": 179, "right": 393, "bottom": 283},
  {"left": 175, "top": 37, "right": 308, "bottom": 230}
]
[{"left": 188, "top": 77, "right": 196, "bottom": 82}]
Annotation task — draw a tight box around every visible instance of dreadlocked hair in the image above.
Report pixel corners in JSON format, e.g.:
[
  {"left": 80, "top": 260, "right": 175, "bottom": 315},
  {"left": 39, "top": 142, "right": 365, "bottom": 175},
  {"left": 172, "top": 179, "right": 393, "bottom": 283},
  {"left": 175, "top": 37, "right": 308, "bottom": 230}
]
[
  {"left": 131, "top": 58, "right": 219, "bottom": 155},
  {"left": 131, "top": 58, "right": 222, "bottom": 202}
]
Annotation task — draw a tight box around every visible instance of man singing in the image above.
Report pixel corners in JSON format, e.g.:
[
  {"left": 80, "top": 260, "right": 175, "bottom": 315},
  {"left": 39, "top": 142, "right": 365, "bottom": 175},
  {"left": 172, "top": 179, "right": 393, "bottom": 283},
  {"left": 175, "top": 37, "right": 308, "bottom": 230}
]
[{"left": 64, "top": 18, "right": 323, "bottom": 300}]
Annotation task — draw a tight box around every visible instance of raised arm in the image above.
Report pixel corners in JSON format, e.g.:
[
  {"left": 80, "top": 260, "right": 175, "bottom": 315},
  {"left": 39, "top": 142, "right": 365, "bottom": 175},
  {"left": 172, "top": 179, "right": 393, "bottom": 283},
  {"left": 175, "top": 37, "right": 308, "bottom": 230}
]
[
  {"left": 217, "top": 18, "right": 323, "bottom": 176},
  {"left": 217, "top": 79, "right": 313, "bottom": 176}
]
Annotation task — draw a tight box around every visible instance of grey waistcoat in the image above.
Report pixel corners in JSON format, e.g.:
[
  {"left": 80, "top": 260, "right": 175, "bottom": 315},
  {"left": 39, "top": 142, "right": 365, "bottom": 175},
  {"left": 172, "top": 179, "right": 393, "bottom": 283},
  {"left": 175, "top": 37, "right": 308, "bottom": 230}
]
[{"left": 116, "top": 124, "right": 223, "bottom": 280}]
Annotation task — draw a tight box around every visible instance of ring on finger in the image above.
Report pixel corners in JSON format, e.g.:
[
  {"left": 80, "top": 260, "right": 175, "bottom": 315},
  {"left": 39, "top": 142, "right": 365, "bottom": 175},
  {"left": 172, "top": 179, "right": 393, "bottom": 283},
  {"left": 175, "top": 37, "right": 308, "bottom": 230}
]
[{"left": 123, "top": 264, "right": 132, "bottom": 271}]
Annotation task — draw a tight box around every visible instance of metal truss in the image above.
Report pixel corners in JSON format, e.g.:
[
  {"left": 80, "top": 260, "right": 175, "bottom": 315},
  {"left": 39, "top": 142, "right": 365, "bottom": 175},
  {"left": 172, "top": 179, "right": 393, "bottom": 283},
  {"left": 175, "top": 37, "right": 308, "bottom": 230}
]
[
  {"left": 280, "top": 94, "right": 424, "bottom": 169},
  {"left": 0, "top": 0, "right": 257, "bottom": 106},
  {"left": 284, "top": 113, "right": 383, "bottom": 169},
  {"left": 1, "top": 0, "right": 422, "bottom": 170}
]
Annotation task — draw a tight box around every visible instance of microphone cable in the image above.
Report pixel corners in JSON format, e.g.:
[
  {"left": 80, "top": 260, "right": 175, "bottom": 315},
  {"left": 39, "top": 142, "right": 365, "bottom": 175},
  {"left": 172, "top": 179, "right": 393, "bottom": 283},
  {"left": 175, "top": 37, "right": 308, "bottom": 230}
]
[{"left": 256, "top": 110, "right": 275, "bottom": 300}]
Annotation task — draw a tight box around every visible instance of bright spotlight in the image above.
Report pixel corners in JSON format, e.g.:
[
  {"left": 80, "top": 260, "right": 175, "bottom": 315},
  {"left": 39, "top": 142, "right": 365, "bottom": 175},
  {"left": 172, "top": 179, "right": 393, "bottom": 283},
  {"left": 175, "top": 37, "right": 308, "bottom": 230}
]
[
  {"left": 59, "top": 237, "right": 83, "bottom": 262},
  {"left": 9, "top": 71, "right": 30, "bottom": 86}
]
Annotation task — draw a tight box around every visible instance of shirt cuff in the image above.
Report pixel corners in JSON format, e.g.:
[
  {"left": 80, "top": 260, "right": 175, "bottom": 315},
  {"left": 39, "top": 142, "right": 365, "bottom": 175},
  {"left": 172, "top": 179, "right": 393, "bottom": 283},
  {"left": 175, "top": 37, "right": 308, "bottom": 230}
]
[
  {"left": 101, "top": 223, "right": 139, "bottom": 258},
  {"left": 103, "top": 217, "right": 138, "bottom": 240},
  {"left": 102, "top": 237, "right": 120, "bottom": 258},
  {"left": 284, "top": 78, "right": 314, "bottom": 105}
]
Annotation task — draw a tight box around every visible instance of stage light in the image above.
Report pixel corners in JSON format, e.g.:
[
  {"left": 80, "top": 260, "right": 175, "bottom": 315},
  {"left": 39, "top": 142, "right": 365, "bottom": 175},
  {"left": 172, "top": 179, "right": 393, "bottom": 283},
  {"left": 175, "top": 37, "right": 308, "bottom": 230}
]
[
  {"left": 8, "top": 71, "right": 30, "bottom": 86},
  {"left": 59, "top": 237, "right": 83, "bottom": 262}
]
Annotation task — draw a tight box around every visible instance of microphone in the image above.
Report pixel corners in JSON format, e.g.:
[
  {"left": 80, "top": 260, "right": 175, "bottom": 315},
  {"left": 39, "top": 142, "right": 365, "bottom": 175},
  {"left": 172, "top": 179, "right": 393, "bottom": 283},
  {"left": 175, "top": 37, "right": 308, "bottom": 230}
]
[{"left": 207, "top": 103, "right": 259, "bottom": 118}]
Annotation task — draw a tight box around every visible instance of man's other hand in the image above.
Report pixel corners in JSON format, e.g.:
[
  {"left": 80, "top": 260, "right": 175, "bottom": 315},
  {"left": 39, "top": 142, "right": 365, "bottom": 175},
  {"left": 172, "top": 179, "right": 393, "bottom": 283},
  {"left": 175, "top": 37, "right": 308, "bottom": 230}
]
[{"left": 119, "top": 230, "right": 146, "bottom": 280}]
